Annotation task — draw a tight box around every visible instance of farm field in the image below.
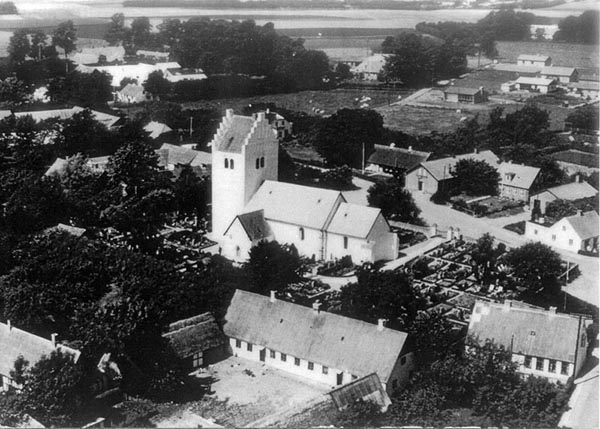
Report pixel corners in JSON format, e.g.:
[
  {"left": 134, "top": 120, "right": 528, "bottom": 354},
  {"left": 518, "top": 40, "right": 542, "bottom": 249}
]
[
  {"left": 496, "top": 41, "right": 599, "bottom": 71},
  {"left": 378, "top": 104, "right": 479, "bottom": 135}
]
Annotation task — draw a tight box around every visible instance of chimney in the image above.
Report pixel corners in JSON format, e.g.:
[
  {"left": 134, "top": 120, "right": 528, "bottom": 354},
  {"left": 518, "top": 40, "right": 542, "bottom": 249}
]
[
  {"left": 377, "top": 319, "right": 386, "bottom": 331},
  {"left": 51, "top": 333, "right": 58, "bottom": 348},
  {"left": 256, "top": 111, "right": 265, "bottom": 121},
  {"left": 225, "top": 108, "right": 234, "bottom": 119},
  {"left": 539, "top": 216, "right": 545, "bottom": 224},
  {"left": 473, "top": 147, "right": 479, "bottom": 154},
  {"left": 408, "top": 145, "right": 412, "bottom": 152},
  {"left": 269, "top": 290, "right": 276, "bottom": 303},
  {"left": 548, "top": 306, "right": 557, "bottom": 315},
  {"left": 7, "top": 319, "right": 11, "bottom": 330},
  {"left": 577, "top": 209, "right": 583, "bottom": 216},
  {"left": 575, "top": 174, "right": 580, "bottom": 183},
  {"left": 390, "top": 142, "right": 396, "bottom": 148},
  {"left": 502, "top": 300, "right": 512, "bottom": 312},
  {"left": 312, "top": 300, "right": 322, "bottom": 314}
]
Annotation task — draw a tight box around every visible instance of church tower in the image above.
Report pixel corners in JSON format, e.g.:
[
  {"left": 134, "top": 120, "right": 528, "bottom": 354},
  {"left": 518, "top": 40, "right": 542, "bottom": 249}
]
[{"left": 210, "top": 109, "right": 279, "bottom": 239}]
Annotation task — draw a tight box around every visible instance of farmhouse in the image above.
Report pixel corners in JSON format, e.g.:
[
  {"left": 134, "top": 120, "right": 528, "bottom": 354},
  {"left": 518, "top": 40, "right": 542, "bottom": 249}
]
[
  {"left": 468, "top": 300, "right": 592, "bottom": 384},
  {"left": 443, "top": 86, "right": 488, "bottom": 104},
  {"left": 223, "top": 289, "right": 413, "bottom": 395},
  {"left": 405, "top": 150, "right": 500, "bottom": 195},
  {"left": 497, "top": 162, "right": 540, "bottom": 202},
  {"left": 529, "top": 177, "right": 598, "bottom": 214},
  {"left": 163, "top": 313, "right": 227, "bottom": 372},
  {"left": 514, "top": 76, "right": 557, "bottom": 94},
  {"left": 1, "top": 321, "right": 81, "bottom": 391},
  {"left": 540, "top": 66, "right": 579, "bottom": 84},
  {"left": 115, "top": 83, "right": 149, "bottom": 104},
  {"left": 13, "top": 106, "right": 121, "bottom": 128},
  {"left": 567, "top": 80, "right": 600, "bottom": 100},
  {"left": 212, "top": 110, "right": 398, "bottom": 263},
  {"left": 350, "top": 54, "right": 390, "bottom": 81},
  {"left": 492, "top": 63, "right": 541, "bottom": 76},
  {"left": 163, "top": 67, "right": 208, "bottom": 83},
  {"left": 366, "top": 144, "right": 431, "bottom": 177},
  {"left": 517, "top": 54, "right": 552, "bottom": 67},
  {"left": 524, "top": 210, "right": 599, "bottom": 253}
]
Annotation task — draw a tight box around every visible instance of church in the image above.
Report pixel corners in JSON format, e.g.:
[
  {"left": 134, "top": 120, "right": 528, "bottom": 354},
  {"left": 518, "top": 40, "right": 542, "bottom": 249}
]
[{"left": 210, "top": 109, "right": 398, "bottom": 263}]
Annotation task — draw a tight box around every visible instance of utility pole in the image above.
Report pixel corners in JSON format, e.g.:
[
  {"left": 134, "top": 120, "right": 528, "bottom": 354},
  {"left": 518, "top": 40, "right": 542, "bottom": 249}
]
[
  {"left": 362, "top": 142, "right": 365, "bottom": 174},
  {"left": 189, "top": 116, "right": 193, "bottom": 138}
]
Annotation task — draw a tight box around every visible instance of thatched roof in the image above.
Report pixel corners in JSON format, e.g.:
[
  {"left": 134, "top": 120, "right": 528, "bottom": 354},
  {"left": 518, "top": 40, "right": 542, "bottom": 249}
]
[{"left": 163, "top": 313, "right": 225, "bottom": 359}]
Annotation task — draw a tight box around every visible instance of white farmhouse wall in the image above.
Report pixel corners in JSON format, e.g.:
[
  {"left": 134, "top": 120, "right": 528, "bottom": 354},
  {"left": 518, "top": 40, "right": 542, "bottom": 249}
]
[
  {"left": 524, "top": 220, "right": 583, "bottom": 252},
  {"left": 405, "top": 167, "right": 440, "bottom": 194},
  {"left": 512, "top": 353, "right": 573, "bottom": 384}
]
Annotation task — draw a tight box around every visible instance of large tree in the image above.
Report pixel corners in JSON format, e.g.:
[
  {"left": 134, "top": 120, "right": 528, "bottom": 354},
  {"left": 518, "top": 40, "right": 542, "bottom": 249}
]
[
  {"left": 554, "top": 10, "right": 599, "bottom": 44},
  {"left": 452, "top": 158, "right": 500, "bottom": 196},
  {"left": 7, "top": 28, "right": 31, "bottom": 64},
  {"left": 503, "top": 242, "right": 563, "bottom": 296},
  {"left": 367, "top": 177, "right": 422, "bottom": 223},
  {"left": 245, "top": 240, "right": 304, "bottom": 295},
  {"left": 52, "top": 20, "right": 77, "bottom": 61},
  {"left": 565, "top": 105, "right": 599, "bottom": 131},
  {"left": 313, "top": 108, "right": 383, "bottom": 168},
  {"left": 105, "top": 13, "right": 128, "bottom": 46}
]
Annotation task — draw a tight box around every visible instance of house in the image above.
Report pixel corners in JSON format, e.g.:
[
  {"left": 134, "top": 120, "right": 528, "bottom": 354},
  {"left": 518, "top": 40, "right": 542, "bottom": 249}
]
[
  {"left": 567, "top": 80, "right": 600, "bottom": 100},
  {"left": 163, "top": 67, "right": 207, "bottom": 83},
  {"left": 156, "top": 143, "right": 211, "bottom": 173},
  {"left": 350, "top": 54, "right": 390, "bottom": 81},
  {"left": 87, "top": 156, "right": 110, "bottom": 173},
  {"left": 405, "top": 150, "right": 500, "bottom": 195},
  {"left": 329, "top": 373, "right": 392, "bottom": 412},
  {"left": 136, "top": 50, "right": 170, "bottom": 61},
  {"left": 13, "top": 106, "right": 121, "bottom": 128},
  {"left": 211, "top": 110, "right": 398, "bottom": 263},
  {"left": 223, "top": 289, "right": 413, "bottom": 395},
  {"left": 162, "top": 313, "right": 227, "bottom": 371},
  {"left": 541, "top": 66, "right": 579, "bottom": 84},
  {"left": 517, "top": 54, "right": 552, "bottom": 67},
  {"left": 529, "top": 177, "right": 598, "bottom": 214},
  {"left": 514, "top": 76, "right": 557, "bottom": 93},
  {"left": 115, "top": 83, "right": 149, "bottom": 105},
  {"left": 144, "top": 121, "right": 173, "bottom": 140},
  {"left": 497, "top": 162, "right": 541, "bottom": 202},
  {"left": 262, "top": 110, "right": 293, "bottom": 139},
  {"left": 468, "top": 300, "right": 593, "bottom": 383},
  {"left": 443, "top": 86, "right": 488, "bottom": 104},
  {"left": 0, "top": 321, "right": 81, "bottom": 391},
  {"left": 77, "top": 61, "right": 181, "bottom": 88},
  {"left": 551, "top": 149, "right": 599, "bottom": 175},
  {"left": 492, "top": 63, "right": 541, "bottom": 76},
  {"left": 366, "top": 144, "right": 431, "bottom": 177},
  {"left": 524, "top": 210, "right": 599, "bottom": 253},
  {"left": 529, "top": 24, "right": 559, "bottom": 40}
]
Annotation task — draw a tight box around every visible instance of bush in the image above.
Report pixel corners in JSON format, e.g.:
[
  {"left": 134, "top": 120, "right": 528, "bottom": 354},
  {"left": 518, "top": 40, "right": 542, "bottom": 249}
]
[{"left": 431, "top": 189, "right": 450, "bottom": 205}]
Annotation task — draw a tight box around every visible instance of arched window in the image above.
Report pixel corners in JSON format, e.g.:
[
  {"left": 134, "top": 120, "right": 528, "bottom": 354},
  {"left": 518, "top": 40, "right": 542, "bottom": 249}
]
[
  {"left": 343, "top": 236, "right": 348, "bottom": 249},
  {"left": 299, "top": 227, "right": 305, "bottom": 241},
  {"left": 260, "top": 157, "right": 265, "bottom": 168},
  {"left": 224, "top": 158, "right": 229, "bottom": 169},
  {"left": 256, "top": 158, "right": 260, "bottom": 169},
  {"left": 230, "top": 159, "right": 234, "bottom": 169}
]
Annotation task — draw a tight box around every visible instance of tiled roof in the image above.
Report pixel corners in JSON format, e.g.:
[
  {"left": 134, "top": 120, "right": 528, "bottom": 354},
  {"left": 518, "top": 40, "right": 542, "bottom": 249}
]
[
  {"left": 0, "top": 322, "right": 81, "bottom": 380},
  {"left": 515, "top": 76, "right": 556, "bottom": 86},
  {"left": 565, "top": 210, "right": 599, "bottom": 240},
  {"left": 540, "top": 181, "right": 598, "bottom": 201},
  {"left": 229, "top": 210, "right": 273, "bottom": 241},
  {"left": 444, "top": 86, "right": 483, "bottom": 95},
  {"left": 368, "top": 144, "right": 430, "bottom": 170},
  {"left": 518, "top": 54, "right": 550, "bottom": 62},
  {"left": 163, "top": 313, "right": 226, "bottom": 359},
  {"left": 118, "top": 83, "right": 145, "bottom": 98},
  {"left": 157, "top": 143, "right": 211, "bottom": 167},
  {"left": 541, "top": 66, "right": 577, "bottom": 77},
  {"left": 498, "top": 162, "right": 540, "bottom": 190},
  {"left": 14, "top": 107, "right": 120, "bottom": 128},
  {"left": 329, "top": 373, "right": 391, "bottom": 411},
  {"left": 551, "top": 150, "right": 599, "bottom": 169},
  {"left": 223, "top": 290, "right": 409, "bottom": 382},
  {"left": 568, "top": 80, "right": 600, "bottom": 91},
  {"left": 468, "top": 301, "right": 588, "bottom": 363},
  {"left": 492, "top": 63, "right": 541, "bottom": 74},
  {"left": 327, "top": 203, "right": 383, "bottom": 239},
  {"left": 413, "top": 150, "right": 500, "bottom": 182},
  {"left": 243, "top": 180, "right": 344, "bottom": 231}
]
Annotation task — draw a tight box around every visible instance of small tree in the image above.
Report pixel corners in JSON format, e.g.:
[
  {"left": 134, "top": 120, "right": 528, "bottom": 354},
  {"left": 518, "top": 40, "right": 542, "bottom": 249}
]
[
  {"left": 7, "top": 28, "right": 31, "bottom": 64},
  {"left": 452, "top": 158, "right": 500, "bottom": 196},
  {"left": 245, "top": 240, "right": 304, "bottom": 294},
  {"left": 367, "top": 178, "right": 422, "bottom": 223},
  {"left": 144, "top": 70, "right": 171, "bottom": 98},
  {"left": 545, "top": 199, "right": 577, "bottom": 219}
]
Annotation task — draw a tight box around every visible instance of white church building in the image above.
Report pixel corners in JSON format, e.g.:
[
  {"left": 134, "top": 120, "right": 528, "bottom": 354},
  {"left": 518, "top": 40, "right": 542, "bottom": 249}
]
[{"left": 210, "top": 109, "right": 398, "bottom": 263}]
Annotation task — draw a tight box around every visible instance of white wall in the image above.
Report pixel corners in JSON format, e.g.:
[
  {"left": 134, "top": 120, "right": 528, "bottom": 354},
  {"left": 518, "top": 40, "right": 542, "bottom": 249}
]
[
  {"left": 512, "top": 353, "right": 573, "bottom": 384},
  {"left": 221, "top": 219, "right": 254, "bottom": 261},
  {"left": 212, "top": 151, "right": 245, "bottom": 238},
  {"left": 268, "top": 221, "right": 324, "bottom": 261},
  {"left": 524, "top": 219, "right": 583, "bottom": 252}
]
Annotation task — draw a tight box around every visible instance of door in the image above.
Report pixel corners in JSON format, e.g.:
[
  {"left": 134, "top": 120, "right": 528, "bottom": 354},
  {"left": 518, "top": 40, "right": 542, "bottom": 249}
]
[
  {"left": 336, "top": 372, "right": 344, "bottom": 385},
  {"left": 259, "top": 348, "right": 266, "bottom": 362},
  {"left": 418, "top": 180, "right": 424, "bottom": 191}
]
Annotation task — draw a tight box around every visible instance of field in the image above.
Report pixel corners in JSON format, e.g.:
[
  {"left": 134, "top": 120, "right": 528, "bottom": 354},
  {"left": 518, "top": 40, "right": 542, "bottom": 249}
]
[
  {"left": 378, "top": 104, "right": 479, "bottom": 135},
  {"left": 496, "top": 41, "right": 599, "bottom": 71}
]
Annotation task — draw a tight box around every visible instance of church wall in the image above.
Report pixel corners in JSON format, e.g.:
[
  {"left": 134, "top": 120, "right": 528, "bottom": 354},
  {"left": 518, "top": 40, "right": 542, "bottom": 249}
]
[
  {"left": 242, "top": 116, "right": 279, "bottom": 204},
  {"left": 221, "top": 219, "right": 253, "bottom": 262},
  {"left": 212, "top": 151, "right": 245, "bottom": 238},
  {"left": 325, "top": 233, "right": 373, "bottom": 264},
  {"left": 369, "top": 215, "right": 399, "bottom": 262},
  {"left": 267, "top": 220, "right": 324, "bottom": 261}
]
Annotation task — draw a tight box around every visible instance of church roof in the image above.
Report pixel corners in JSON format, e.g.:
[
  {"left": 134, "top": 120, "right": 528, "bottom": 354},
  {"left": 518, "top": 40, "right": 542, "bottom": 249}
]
[
  {"left": 227, "top": 210, "right": 273, "bottom": 241},
  {"left": 327, "top": 203, "right": 383, "bottom": 238},
  {"left": 243, "top": 181, "right": 344, "bottom": 231},
  {"left": 223, "top": 290, "right": 409, "bottom": 383}
]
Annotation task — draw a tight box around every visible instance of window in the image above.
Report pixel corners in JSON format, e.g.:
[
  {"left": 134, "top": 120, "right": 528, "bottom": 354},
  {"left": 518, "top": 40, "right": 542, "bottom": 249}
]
[
  {"left": 294, "top": 357, "right": 300, "bottom": 366},
  {"left": 569, "top": 239, "right": 574, "bottom": 246},
  {"left": 534, "top": 229, "right": 538, "bottom": 235},
  {"left": 224, "top": 158, "right": 229, "bottom": 168},
  {"left": 536, "top": 358, "right": 544, "bottom": 371},
  {"left": 308, "top": 362, "right": 314, "bottom": 371},
  {"left": 247, "top": 343, "right": 253, "bottom": 352},
  {"left": 581, "top": 333, "right": 587, "bottom": 347},
  {"left": 562, "top": 225, "right": 566, "bottom": 231},
  {"left": 256, "top": 158, "right": 260, "bottom": 169},
  {"left": 299, "top": 227, "right": 305, "bottom": 241},
  {"left": 193, "top": 352, "right": 201, "bottom": 368},
  {"left": 230, "top": 159, "right": 234, "bottom": 169},
  {"left": 260, "top": 157, "right": 265, "bottom": 168},
  {"left": 235, "top": 246, "right": 240, "bottom": 257},
  {"left": 552, "top": 234, "right": 556, "bottom": 241},
  {"left": 561, "top": 362, "right": 569, "bottom": 375},
  {"left": 400, "top": 356, "right": 407, "bottom": 365},
  {"left": 235, "top": 339, "right": 241, "bottom": 348},
  {"left": 549, "top": 359, "right": 557, "bottom": 373},
  {"left": 343, "top": 236, "right": 348, "bottom": 249},
  {"left": 524, "top": 356, "right": 532, "bottom": 368},
  {"left": 322, "top": 366, "right": 328, "bottom": 375},
  {"left": 281, "top": 353, "right": 287, "bottom": 362},
  {"left": 270, "top": 350, "right": 276, "bottom": 359}
]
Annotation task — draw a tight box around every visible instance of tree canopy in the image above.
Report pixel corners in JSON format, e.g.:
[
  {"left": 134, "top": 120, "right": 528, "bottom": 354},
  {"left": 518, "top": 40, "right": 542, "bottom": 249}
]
[
  {"left": 452, "top": 158, "right": 500, "bottom": 196},
  {"left": 554, "top": 10, "right": 599, "bottom": 44},
  {"left": 245, "top": 240, "right": 304, "bottom": 294},
  {"left": 367, "top": 178, "right": 422, "bottom": 223},
  {"left": 503, "top": 242, "right": 563, "bottom": 296}
]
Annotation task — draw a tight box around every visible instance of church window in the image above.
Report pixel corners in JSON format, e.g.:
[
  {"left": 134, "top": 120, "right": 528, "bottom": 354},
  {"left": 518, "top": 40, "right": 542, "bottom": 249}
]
[
  {"left": 260, "top": 157, "right": 265, "bottom": 168},
  {"left": 256, "top": 158, "right": 260, "bottom": 169},
  {"left": 299, "top": 227, "right": 305, "bottom": 240},
  {"left": 230, "top": 159, "right": 234, "bottom": 169},
  {"left": 224, "top": 158, "right": 229, "bottom": 168},
  {"left": 343, "top": 236, "right": 348, "bottom": 249}
]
